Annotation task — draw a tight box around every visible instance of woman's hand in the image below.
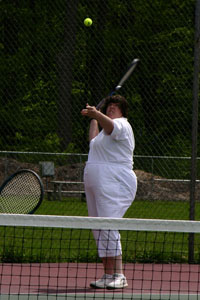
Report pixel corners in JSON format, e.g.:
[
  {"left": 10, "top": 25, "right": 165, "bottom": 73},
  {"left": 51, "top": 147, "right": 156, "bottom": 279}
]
[
  {"left": 81, "top": 103, "right": 114, "bottom": 135},
  {"left": 81, "top": 104, "right": 99, "bottom": 119}
]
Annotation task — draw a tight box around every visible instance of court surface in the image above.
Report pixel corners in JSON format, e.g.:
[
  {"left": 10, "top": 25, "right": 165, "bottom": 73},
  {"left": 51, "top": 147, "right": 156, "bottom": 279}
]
[{"left": 1, "top": 262, "right": 200, "bottom": 299}]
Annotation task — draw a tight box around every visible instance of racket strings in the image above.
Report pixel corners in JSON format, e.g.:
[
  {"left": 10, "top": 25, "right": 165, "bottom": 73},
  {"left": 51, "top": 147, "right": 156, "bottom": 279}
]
[{"left": 0, "top": 173, "right": 42, "bottom": 214}]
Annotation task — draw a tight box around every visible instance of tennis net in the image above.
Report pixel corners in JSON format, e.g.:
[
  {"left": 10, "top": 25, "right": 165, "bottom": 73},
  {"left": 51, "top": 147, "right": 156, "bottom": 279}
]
[{"left": 0, "top": 214, "right": 200, "bottom": 299}]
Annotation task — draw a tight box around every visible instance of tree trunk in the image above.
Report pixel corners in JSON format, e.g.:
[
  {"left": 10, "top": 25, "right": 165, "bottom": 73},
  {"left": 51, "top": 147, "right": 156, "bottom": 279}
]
[{"left": 57, "top": 0, "right": 79, "bottom": 151}]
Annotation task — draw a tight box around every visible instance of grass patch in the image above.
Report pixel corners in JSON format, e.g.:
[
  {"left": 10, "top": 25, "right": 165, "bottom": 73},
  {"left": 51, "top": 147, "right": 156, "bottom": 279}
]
[
  {"left": 1, "top": 197, "right": 200, "bottom": 264},
  {"left": 37, "top": 196, "right": 200, "bottom": 221},
  {"left": 1, "top": 225, "right": 200, "bottom": 264}
]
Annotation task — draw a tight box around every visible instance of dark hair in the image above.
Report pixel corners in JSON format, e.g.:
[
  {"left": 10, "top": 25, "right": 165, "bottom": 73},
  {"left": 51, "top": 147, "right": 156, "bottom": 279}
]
[{"left": 101, "top": 95, "right": 128, "bottom": 117}]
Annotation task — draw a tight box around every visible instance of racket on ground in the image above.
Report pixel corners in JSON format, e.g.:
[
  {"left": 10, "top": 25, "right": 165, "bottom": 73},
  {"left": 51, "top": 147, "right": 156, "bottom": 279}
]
[
  {"left": 96, "top": 58, "right": 140, "bottom": 110},
  {"left": 0, "top": 169, "right": 44, "bottom": 214}
]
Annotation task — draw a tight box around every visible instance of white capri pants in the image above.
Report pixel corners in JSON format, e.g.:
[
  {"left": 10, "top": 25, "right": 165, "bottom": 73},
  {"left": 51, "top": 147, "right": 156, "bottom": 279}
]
[{"left": 84, "top": 162, "right": 137, "bottom": 258}]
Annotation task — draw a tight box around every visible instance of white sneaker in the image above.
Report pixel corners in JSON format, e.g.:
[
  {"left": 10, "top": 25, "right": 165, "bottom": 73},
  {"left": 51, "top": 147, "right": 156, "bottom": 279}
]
[
  {"left": 90, "top": 274, "right": 113, "bottom": 289},
  {"left": 106, "top": 273, "right": 128, "bottom": 289}
]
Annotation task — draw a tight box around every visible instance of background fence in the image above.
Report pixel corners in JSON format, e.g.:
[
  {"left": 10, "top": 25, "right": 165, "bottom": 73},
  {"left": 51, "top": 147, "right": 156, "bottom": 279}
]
[
  {"left": 1, "top": 1, "right": 200, "bottom": 219},
  {"left": 1, "top": 151, "right": 200, "bottom": 221}
]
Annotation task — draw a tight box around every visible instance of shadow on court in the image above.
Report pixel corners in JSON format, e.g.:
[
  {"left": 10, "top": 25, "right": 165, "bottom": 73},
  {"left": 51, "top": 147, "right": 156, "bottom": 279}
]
[{"left": 1, "top": 262, "right": 200, "bottom": 298}]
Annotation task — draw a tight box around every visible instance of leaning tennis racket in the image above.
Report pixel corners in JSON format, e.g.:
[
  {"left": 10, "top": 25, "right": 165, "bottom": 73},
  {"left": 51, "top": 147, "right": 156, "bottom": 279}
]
[
  {"left": 0, "top": 169, "right": 44, "bottom": 214},
  {"left": 96, "top": 58, "right": 140, "bottom": 110}
]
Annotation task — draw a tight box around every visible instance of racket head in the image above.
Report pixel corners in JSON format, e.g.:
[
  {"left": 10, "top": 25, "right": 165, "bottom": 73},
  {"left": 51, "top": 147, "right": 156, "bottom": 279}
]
[{"left": 0, "top": 169, "right": 44, "bottom": 214}]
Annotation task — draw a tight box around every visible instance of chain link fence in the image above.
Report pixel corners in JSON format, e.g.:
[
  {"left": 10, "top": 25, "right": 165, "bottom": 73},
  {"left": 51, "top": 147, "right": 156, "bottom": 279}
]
[
  {"left": 1, "top": 151, "right": 200, "bottom": 220},
  {"left": 1, "top": 1, "right": 200, "bottom": 219}
]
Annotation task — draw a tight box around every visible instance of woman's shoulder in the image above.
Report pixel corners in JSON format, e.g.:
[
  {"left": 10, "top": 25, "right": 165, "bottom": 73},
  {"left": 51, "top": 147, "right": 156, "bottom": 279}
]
[
  {"left": 113, "top": 117, "right": 127, "bottom": 123},
  {"left": 114, "top": 117, "right": 131, "bottom": 127}
]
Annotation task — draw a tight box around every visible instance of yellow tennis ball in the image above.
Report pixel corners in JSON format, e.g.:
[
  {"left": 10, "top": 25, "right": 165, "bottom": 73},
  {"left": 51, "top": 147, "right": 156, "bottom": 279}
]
[{"left": 84, "top": 18, "right": 93, "bottom": 27}]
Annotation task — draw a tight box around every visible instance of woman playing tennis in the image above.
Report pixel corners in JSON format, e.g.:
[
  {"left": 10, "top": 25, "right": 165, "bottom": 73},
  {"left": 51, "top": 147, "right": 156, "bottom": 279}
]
[{"left": 81, "top": 95, "right": 137, "bottom": 289}]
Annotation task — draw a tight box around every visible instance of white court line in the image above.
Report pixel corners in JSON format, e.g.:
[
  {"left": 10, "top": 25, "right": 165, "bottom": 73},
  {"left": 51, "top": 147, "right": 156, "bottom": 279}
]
[{"left": 0, "top": 293, "right": 200, "bottom": 300}]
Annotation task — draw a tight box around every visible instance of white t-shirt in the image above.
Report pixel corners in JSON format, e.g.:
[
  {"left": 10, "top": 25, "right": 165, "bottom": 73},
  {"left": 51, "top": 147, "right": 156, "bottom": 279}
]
[{"left": 87, "top": 117, "right": 135, "bottom": 169}]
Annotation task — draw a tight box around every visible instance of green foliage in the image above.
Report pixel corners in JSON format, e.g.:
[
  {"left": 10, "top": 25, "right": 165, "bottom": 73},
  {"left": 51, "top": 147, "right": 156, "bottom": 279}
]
[{"left": 0, "top": 0, "right": 197, "bottom": 170}]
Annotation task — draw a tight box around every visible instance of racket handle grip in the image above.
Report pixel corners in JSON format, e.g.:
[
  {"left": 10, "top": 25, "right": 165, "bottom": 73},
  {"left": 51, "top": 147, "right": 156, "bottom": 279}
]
[{"left": 96, "top": 98, "right": 105, "bottom": 110}]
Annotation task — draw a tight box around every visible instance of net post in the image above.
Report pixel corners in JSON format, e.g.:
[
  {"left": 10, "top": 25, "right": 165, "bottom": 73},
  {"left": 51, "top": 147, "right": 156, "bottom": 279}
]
[{"left": 189, "top": 0, "right": 200, "bottom": 263}]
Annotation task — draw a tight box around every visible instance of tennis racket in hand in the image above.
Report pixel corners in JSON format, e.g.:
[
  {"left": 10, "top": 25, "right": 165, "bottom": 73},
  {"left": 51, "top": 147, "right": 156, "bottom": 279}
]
[
  {"left": 0, "top": 169, "right": 44, "bottom": 214},
  {"left": 96, "top": 58, "right": 140, "bottom": 110}
]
